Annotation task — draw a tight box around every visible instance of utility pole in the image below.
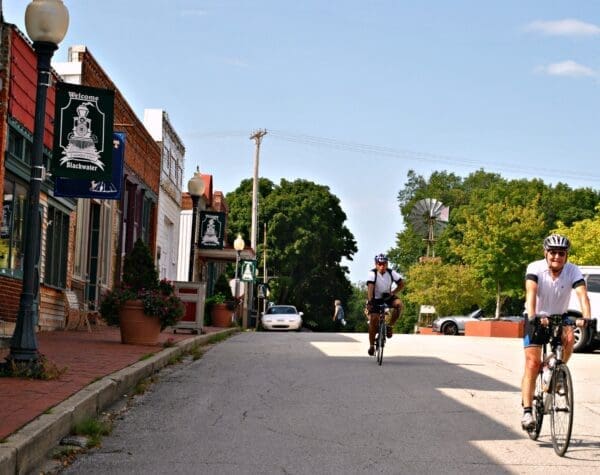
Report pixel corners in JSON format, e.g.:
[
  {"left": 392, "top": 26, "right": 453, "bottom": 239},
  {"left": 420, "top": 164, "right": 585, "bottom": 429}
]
[
  {"left": 249, "top": 129, "right": 267, "bottom": 251},
  {"left": 248, "top": 129, "right": 267, "bottom": 328},
  {"left": 261, "top": 222, "right": 268, "bottom": 324}
]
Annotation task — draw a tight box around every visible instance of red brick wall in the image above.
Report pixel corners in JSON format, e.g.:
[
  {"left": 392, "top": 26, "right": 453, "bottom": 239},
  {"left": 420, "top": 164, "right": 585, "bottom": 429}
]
[
  {"left": 8, "top": 28, "right": 57, "bottom": 151},
  {"left": 0, "top": 26, "right": 72, "bottom": 328},
  {"left": 0, "top": 276, "right": 22, "bottom": 322},
  {"left": 77, "top": 48, "right": 161, "bottom": 195}
]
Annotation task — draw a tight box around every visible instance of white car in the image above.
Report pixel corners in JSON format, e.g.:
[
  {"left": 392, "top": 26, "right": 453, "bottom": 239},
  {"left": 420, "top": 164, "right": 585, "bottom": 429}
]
[
  {"left": 261, "top": 305, "right": 303, "bottom": 331},
  {"left": 568, "top": 265, "right": 600, "bottom": 352}
]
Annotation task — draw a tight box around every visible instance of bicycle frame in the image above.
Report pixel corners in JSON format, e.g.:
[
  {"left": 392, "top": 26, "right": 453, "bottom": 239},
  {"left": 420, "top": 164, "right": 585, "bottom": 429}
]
[
  {"left": 528, "top": 314, "right": 576, "bottom": 456},
  {"left": 374, "top": 303, "right": 389, "bottom": 366}
]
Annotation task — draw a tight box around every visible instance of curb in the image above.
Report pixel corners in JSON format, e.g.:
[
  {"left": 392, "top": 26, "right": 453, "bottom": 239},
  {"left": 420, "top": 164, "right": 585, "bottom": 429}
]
[{"left": 0, "top": 328, "right": 239, "bottom": 475}]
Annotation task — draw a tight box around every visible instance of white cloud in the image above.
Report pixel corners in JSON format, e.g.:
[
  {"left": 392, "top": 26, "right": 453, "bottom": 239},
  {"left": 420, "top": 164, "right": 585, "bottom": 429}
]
[
  {"left": 525, "top": 19, "right": 600, "bottom": 36},
  {"left": 535, "top": 60, "right": 596, "bottom": 77}
]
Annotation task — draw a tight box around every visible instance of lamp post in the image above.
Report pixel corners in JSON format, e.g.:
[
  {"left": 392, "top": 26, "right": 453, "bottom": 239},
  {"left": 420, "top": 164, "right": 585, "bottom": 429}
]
[
  {"left": 6, "top": 0, "right": 69, "bottom": 367},
  {"left": 233, "top": 234, "right": 245, "bottom": 325},
  {"left": 187, "top": 168, "right": 205, "bottom": 282}
]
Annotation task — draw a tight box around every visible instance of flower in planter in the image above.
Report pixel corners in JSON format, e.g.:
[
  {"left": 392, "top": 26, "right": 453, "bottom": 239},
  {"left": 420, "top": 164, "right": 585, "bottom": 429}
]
[{"left": 99, "top": 239, "right": 185, "bottom": 331}]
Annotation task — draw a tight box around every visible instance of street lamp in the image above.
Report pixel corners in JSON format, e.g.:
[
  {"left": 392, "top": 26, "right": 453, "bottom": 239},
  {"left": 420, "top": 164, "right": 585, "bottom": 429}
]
[
  {"left": 233, "top": 234, "right": 245, "bottom": 328},
  {"left": 187, "top": 167, "right": 205, "bottom": 281},
  {"left": 6, "top": 0, "right": 69, "bottom": 367}
]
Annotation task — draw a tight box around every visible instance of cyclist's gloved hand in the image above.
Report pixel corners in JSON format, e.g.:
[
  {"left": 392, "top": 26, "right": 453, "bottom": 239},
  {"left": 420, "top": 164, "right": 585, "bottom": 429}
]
[
  {"left": 367, "top": 300, "right": 375, "bottom": 312},
  {"left": 576, "top": 318, "right": 588, "bottom": 328}
]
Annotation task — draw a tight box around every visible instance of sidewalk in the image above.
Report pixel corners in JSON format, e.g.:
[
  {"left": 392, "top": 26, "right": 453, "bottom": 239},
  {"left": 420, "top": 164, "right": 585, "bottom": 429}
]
[{"left": 0, "top": 324, "right": 237, "bottom": 474}]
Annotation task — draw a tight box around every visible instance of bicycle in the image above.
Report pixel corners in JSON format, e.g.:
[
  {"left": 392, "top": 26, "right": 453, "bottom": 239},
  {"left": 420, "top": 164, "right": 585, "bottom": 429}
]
[
  {"left": 373, "top": 303, "right": 389, "bottom": 366},
  {"left": 527, "top": 314, "right": 580, "bottom": 456}
]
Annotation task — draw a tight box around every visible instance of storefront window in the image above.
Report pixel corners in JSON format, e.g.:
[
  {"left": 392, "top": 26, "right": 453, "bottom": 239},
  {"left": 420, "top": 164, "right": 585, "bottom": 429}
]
[
  {"left": 44, "top": 205, "right": 69, "bottom": 288},
  {"left": 0, "top": 177, "right": 28, "bottom": 277}
]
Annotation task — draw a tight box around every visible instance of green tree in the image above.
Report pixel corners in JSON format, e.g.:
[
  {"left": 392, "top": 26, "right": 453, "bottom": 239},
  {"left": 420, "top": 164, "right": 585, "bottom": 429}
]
[
  {"left": 450, "top": 199, "right": 545, "bottom": 318},
  {"left": 554, "top": 204, "right": 600, "bottom": 264},
  {"left": 225, "top": 177, "right": 275, "bottom": 243},
  {"left": 226, "top": 178, "right": 357, "bottom": 331},
  {"left": 404, "top": 261, "right": 485, "bottom": 317}
]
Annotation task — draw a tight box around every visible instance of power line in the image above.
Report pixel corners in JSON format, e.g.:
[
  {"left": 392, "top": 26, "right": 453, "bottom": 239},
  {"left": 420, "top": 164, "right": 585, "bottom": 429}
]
[
  {"left": 189, "top": 128, "right": 600, "bottom": 185},
  {"left": 267, "top": 130, "right": 600, "bottom": 184}
]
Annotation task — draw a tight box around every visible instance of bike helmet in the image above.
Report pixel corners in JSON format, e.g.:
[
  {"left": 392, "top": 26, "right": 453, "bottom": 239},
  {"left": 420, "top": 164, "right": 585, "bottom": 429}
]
[
  {"left": 543, "top": 234, "right": 571, "bottom": 251},
  {"left": 374, "top": 253, "right": 388, "bottom": 263}
]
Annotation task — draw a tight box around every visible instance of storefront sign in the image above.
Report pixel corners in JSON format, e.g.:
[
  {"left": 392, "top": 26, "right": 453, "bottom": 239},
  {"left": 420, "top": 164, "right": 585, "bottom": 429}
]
[
  {"left": 198, "top": 211, "right": 226, "bottom": 249},
  {"left": 54, "top": 132, "right": 124, "bottom": 199},
  {"left": 52, "top": 82, "right": 114, "bottom": 181},
  {"left": 241, "top": 260, "right": 257, "bottom": 282}
]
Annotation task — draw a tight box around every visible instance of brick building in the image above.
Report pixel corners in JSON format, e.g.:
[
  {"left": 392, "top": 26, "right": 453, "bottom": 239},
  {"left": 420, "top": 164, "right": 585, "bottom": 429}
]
[
  {"left": 0, "top": 23, "right": 77, "bottom": 329},
  {"left": 53, "top": 45, "right": 161, "bottom": 307}
]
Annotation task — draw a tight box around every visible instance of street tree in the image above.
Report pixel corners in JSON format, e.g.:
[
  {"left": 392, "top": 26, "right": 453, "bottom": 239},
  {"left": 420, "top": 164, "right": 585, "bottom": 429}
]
[
  {"left": 450, "top": 199, "right": 545, "bottom": 318},
  {"left": 226, "top": 178, "right": 357, "bottom": 330},
  {"left": 404, "top": 261, "right": 484, "bottom": 318},
  {"left": 554, "top": 204, "right": 600, "bottom": 265}
]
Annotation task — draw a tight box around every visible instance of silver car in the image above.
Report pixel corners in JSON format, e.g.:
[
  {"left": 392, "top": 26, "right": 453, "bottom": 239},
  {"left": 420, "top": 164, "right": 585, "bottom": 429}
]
[
  {"left": 432, "top": 308, "right": 484, "bottom": 335},
  {"left": 261, "top": 305, "right": 303, "bottom": 331}
]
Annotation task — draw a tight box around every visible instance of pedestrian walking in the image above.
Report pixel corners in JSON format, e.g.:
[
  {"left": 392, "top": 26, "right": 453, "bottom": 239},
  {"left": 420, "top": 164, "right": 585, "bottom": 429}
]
[{"left": 333, "top": 299, "right": 347, "bottom": 327}]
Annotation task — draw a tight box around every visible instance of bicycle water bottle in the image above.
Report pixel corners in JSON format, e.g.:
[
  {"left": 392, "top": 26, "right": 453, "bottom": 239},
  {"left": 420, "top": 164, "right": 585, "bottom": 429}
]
[{"left": 542, "top": 353, "right": 555, "bottom": 392}]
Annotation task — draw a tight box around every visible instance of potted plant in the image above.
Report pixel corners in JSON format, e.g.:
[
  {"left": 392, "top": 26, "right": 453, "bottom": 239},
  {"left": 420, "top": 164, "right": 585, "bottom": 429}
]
[
  {"left": 205, "top": 292, "right": 234, "bottom": 327},
  {"left": 99, "top": 239, "right": 185, "bottom": 344}
]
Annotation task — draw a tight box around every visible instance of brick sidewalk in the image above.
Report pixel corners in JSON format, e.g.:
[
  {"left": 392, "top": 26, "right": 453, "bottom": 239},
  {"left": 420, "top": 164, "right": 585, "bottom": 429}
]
[{"left": 0, "top": 326, "right": 219, "bottom": 441}]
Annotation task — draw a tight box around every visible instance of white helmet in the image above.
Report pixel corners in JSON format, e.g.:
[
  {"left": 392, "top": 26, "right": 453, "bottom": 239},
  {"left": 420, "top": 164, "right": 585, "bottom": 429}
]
[{"left": 543, "top": 234, "right": 570, "bottom": 251}]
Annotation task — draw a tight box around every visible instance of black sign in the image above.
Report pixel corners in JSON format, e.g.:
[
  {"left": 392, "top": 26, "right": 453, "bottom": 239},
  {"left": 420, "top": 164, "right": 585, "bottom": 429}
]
[
  {"left": 198, "top": 211, "right": 226, "bottom": 249},
  {"left": 54, "top": 132, "right": 124, "bottom": 200},
  {"left": 52, "top": 82, "right": 115, "bottom": 181}
]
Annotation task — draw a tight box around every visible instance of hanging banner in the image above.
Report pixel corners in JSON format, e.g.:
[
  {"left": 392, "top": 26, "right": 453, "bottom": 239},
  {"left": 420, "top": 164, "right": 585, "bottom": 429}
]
[
  {"left": 198, "top": 211, "right": 226, "bottom": 249},
  {"left": 241, "top": 260, "right": 257, "bottom": 282},
  {"left": 52, "top": 82, "right": 114, "bottom": 181},
  {"left": 54, "top": 132, "right": 124, "bottom": 200}
]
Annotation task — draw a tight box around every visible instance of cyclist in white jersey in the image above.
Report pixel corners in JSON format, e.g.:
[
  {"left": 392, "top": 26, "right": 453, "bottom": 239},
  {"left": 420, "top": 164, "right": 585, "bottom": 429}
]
[
  {"left": 366, "top": 254, "right": 404, "bottom": 356},
  {"left": 520, "top": 234, "right": 591, "bottom": 430}
]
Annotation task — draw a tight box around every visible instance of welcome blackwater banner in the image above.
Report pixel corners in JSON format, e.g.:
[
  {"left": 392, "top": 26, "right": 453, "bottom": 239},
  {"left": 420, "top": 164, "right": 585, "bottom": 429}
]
[{"left": 52, "top": 82, "right": 114, "bottom": 181}]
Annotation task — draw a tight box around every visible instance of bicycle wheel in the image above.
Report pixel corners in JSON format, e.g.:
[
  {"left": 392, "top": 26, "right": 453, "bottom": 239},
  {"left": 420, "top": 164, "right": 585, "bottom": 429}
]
[
  {"left": 528, "top": 372, "right": 544, "bottom": 440},
  {"left": 376, "top": 321, "right": 385, "bottom": 366},
  {"left": 550, "top": 364, "right": 574, "bottom": 456}
]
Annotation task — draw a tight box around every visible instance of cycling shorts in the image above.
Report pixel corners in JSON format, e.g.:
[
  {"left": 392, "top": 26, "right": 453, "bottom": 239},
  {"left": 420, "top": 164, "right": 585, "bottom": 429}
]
[
  {"left": 523, "top": 316, "right": 573, "bottom": 348},
  {"left": 523, "top": 318, "right": 550, "bottom": 347}
]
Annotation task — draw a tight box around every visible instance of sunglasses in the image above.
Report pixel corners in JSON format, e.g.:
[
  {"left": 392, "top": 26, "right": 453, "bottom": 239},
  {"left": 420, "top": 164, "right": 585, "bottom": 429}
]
[
  {"left": 548, "top": 250, "right": 566, "bottom": 257},
  {"left": 376, "top": 261, "right": 388, "bottom": 265}
]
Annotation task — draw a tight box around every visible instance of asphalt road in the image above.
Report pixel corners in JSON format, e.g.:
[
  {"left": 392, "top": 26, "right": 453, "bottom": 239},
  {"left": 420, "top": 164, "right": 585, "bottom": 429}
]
[{"left": 63, "top": 332, "right": 600, "bottom": 474}]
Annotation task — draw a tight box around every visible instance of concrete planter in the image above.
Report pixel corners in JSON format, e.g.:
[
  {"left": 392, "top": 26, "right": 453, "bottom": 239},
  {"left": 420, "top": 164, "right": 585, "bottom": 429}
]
[
  {"left": 417, "top": 327, "right": 438, "bottom": 335},
  {"left": 464, "top": 320, "right": 524, "bottom": 338}
]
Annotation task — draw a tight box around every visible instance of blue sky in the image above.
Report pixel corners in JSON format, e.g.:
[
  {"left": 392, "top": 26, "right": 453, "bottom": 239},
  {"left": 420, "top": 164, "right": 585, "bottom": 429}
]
[{"left": 4, "top": 1, "right": 600, "bottom": 284}]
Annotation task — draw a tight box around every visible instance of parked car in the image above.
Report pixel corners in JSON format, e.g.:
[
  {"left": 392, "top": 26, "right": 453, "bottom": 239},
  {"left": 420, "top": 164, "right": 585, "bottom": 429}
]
[
  {"left": 568, "top": 265, "right": 600, "bottom": 352},
  {"left": 432, "top": 308, "right": 484, "bottom": 335},
  {"left": 432, "top": 309, "right": 522, "bottom": 335},
  {"left": 261, "top": 305, "right": 303, "bottom": 331}
]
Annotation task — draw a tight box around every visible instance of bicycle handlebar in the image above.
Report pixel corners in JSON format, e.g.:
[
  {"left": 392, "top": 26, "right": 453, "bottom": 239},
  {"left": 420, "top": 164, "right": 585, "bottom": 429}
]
[{"left": 531, "top": 314, "right": 585, "bottom": 327}]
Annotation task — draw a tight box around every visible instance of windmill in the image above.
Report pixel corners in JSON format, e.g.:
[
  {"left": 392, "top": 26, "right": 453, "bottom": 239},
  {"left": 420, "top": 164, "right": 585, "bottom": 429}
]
[{"left": 408, "top": 198, "right": 449, "bottom": 258}]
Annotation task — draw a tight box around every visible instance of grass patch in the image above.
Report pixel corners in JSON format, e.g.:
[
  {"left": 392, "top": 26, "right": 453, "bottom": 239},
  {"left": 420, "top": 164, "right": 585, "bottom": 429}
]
[
  {"left": 43, "top": 408, "right": 53, "bottom": 415},
  {"left": 0, "top": 353, "right": 67, "bottom": 380},
  {"left": 133, "top": 375, "right": 157, "bottom": 395},
  {"left": 73, "top": 417, "right": 112, "bottom": 448},
  {"left": 52, "top": 445, "right": 80, "bottom": 460},
  {"left": 187, "top": 343, "right": 203, "bottom": 360},
  {"left": 167, "top": 353, "right": 183, "bottom": 366},
  {"left": 138, "top": 353, "right": 154, "bottom": 362},
  {"left": 207, "top": 332, "right": 231, "bottom": 344}
]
